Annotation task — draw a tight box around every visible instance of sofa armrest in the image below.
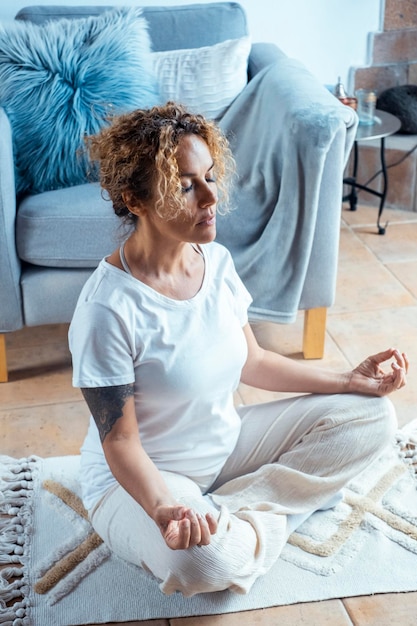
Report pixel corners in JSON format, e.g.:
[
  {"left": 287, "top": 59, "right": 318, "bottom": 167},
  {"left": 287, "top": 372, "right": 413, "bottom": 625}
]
[
  {"left": 247, "top": 49, "right": 357, "bottom": 166},
  {"left": 0, "top": 108, "right": 23, "bottom": 331},
  {"left": 264, "top": 54, "right": 357, "bottom": 162},
  {"left": 217, "top": 56, "right": 358, "bottom": 323},
  {"left": 262, "top": 57, "right": 357, "bottom": 312},
  {"left": 260, "top": 57, "right": 358, "bottom": 311},
  {"left": 248, "top": 42, "right": 287, "bottom": 79}
]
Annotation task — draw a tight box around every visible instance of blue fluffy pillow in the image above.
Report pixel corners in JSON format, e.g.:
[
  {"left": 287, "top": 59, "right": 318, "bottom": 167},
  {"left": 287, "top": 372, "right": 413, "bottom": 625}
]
[{"left": 0, "top": 9, "right": 159, "bottom": 194}]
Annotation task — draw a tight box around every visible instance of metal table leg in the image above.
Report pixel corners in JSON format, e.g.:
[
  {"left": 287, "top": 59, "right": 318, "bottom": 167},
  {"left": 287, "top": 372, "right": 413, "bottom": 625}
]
[
  {"left": 343, "top": 141, "right": 358, "bottom": 211},
  {"left": 376, "top": 137, "right": 389, "bottom": 235},
  {"left": 342, "top": 137, "right": 389, "bottom": 235}
]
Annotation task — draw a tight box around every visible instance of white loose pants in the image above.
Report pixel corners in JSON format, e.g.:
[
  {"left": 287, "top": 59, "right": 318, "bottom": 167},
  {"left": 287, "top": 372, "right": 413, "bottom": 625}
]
[{"left": 90, "top": 393, "right": 397, "bottom": 596}]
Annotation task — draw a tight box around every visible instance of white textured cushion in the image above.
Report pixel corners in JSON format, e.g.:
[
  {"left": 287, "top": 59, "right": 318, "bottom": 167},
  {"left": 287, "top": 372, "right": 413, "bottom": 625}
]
[{"left": 152, "top": 36, "right": 251, "bottom": 120}]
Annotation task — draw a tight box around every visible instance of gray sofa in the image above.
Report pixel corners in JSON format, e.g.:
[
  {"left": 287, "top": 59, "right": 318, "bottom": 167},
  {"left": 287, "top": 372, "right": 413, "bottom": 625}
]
[{"left": 0, "top": 2, "right": 358, "bottom": 382}]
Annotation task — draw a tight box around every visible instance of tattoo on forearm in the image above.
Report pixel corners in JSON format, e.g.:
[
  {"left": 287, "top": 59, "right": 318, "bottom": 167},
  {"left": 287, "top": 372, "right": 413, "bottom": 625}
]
[{"left": 81, "top": 384, "right": 134, "bottom": 443}]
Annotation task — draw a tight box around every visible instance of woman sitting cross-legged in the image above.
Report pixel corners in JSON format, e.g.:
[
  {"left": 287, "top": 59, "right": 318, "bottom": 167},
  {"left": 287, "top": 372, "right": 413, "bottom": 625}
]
[{"left": 69, "top": 102, "right": 408, "bottom": 597}]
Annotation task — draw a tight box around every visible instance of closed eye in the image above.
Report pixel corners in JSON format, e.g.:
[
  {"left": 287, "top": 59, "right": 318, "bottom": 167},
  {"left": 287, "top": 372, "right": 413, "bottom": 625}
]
[
  {"left": 181, "top": 178, "right": 216, "bottom": 193},
  {"left": 180, "top": 161, "right": 216, "bottom": 193}
]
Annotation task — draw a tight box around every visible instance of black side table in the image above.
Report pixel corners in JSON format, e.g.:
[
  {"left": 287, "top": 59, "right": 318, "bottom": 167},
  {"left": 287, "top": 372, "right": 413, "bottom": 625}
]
[{"left": 343, "top": 109, "right": 401, "bottom": 234}]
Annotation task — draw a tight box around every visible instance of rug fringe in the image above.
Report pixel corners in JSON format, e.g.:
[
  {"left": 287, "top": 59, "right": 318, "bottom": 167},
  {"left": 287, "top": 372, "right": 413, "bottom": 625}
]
[{"left": 0, "top": 456, "right": 38, "bottom": 626}]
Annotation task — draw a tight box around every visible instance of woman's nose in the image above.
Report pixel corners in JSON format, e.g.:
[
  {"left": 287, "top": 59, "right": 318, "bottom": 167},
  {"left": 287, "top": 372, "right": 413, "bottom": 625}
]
[{"left": 199, "top": 183, "right": 217, "bottom": 207}]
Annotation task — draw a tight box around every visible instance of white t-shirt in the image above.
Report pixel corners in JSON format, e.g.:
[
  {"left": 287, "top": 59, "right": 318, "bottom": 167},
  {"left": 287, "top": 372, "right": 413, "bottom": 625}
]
[{"left": 69, "top": 241, "right": 252, "bottom": 510}]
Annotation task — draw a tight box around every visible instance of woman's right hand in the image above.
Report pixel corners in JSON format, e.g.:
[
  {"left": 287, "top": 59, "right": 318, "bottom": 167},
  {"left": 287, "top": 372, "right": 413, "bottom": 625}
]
[{"left": 154, "top": 504, "right": 218, "bottom": 550}]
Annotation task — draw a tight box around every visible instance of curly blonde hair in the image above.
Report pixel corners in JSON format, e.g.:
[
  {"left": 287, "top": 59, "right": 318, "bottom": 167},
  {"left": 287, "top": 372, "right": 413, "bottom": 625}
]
[{"left": 87, "top": 102, "right": 236, "bottom": 224}]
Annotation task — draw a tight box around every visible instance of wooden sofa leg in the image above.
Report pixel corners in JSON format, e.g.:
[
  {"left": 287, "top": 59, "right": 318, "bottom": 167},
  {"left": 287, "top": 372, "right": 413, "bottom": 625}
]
[
  {"left": 0, "top": 334, "right": 8, "bottom": 382},
  {"left": 303, "top": 307, "right": 327, "bottom": 359}
]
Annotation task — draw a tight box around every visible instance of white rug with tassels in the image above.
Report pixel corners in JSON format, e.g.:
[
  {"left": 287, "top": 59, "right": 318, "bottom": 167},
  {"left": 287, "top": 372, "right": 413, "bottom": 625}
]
[{"left": 1, "top": 421, "right": 417, "bottom": 625}]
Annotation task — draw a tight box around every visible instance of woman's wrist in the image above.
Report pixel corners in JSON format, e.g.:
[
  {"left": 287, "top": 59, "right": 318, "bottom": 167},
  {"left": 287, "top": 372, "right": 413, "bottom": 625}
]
[
  {"left": 148, "top": 495, "right": 180, "bottom": 521},
  {"left": 341, "top": 371, "right": 354, "bottom": 393}
]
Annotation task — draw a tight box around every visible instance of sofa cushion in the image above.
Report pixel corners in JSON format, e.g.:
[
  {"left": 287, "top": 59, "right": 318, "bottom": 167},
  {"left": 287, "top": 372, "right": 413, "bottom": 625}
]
[
  {"left": 17, "top": 184, "right": 120, "bottom": 268},
  {"left": 152, "top": 36, "right": 251, "bottom": 120},
  {"left": 0, "top": 8, "right": 159, "bottom": 195},
  {"left": 15, "top": 3, "right": 248, "bottom": 52},
  {"left": 21, "top": 266, "right": 95, "bottom": 325}
]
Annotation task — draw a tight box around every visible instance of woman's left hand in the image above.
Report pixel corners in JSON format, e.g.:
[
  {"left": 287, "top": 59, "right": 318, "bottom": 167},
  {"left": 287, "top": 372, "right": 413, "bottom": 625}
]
[{"left": 349, "top": 348, "right": 409, "bottom": 396}]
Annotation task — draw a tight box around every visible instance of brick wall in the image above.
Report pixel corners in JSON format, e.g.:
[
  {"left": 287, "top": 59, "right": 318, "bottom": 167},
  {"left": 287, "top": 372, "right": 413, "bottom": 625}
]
[
  {"left": 351, "top": 0, "right": 417, "bottom": 94},
  {"left": 344, "top": 0, "right": 417, "bottom": 213}
]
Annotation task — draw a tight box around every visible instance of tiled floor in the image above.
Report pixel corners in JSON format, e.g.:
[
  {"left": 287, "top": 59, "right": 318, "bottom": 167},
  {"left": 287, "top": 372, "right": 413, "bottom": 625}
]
[{"left": 1, "top": 204, "right": 417, "bottom": 625}]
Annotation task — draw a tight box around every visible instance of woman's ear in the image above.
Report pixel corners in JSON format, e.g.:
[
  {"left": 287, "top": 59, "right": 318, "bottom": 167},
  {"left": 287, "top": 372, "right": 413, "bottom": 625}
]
[{"left": 122, "top": 192, "right": 147, "bottom": 217}]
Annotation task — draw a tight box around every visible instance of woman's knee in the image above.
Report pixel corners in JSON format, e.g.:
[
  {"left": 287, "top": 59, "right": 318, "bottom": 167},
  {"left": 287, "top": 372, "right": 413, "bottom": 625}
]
[
  {"left": 160, "top": 511, "right": 263, "bottom": 595},
  {"left": 162, "top": 538, "right": 262, "bottom": 596},
  {"left": 366, "top": 395, "right": 398, "bottom": 449},
  {"left": 361, "top": 396, "right": 398, "bottom": 438},
  {"left": 339, "top": 394, "right": 397, "bottom": 459},
  {"left": 307, "top": 393, "right": 398, "bottom": 471}
]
